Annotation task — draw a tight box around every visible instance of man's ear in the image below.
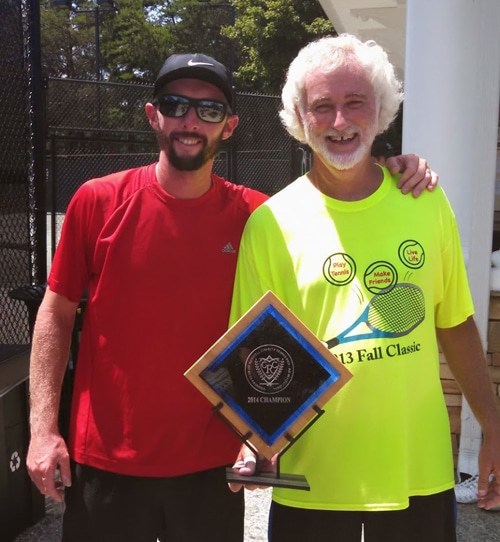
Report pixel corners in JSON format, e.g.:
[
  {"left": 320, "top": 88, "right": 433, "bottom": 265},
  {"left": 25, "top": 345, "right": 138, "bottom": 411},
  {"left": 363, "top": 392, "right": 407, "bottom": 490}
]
[
  {"left": 145, "top": 102, "right": 159, "bottom": 130},
  {"left": 221, "top": 114, "right": 239, "bottom": 141}
]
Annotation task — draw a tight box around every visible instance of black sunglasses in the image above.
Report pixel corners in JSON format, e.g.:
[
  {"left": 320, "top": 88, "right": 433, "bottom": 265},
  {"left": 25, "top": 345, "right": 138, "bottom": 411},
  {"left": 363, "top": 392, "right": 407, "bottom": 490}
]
[{"left": 153, "top": 94, "right": 230, "bottom": 124}]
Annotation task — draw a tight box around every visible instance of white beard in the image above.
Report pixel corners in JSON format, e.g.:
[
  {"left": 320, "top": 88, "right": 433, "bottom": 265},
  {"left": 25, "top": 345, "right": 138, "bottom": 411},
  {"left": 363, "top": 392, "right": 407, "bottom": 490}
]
[{"left": 306, "top": 123, "right": 378, "bottom": 170}]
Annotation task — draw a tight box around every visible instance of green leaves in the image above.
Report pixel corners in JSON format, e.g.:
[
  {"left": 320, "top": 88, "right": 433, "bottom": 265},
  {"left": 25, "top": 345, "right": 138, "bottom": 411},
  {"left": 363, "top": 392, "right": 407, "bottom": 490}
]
[{"left": 41, "top": 0, "right": 334, "bottom": 92}]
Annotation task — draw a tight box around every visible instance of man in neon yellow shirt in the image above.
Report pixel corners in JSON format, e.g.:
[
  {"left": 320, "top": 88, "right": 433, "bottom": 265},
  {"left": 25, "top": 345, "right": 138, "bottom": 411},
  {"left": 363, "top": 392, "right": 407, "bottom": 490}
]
[{"left": 229, "top": 34, "right": 500, "bottom": 541}]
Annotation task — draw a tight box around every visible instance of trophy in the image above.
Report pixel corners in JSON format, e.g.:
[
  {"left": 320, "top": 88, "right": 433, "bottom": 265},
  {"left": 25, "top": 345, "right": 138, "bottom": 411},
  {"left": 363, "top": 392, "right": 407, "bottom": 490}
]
[{"left": 184, "top": 291, "right": 352, "bottom": 490}]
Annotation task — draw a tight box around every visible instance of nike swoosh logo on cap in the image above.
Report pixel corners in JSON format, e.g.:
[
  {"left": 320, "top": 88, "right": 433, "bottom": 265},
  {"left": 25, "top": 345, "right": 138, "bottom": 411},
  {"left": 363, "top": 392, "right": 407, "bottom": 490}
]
[{"left": 188, "top": 59, "right": 215, "bottom": 67}]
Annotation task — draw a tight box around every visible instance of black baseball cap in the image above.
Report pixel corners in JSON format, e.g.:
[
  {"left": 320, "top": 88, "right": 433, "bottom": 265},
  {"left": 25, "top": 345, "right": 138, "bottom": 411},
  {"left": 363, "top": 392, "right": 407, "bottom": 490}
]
[{"left": 153, "top": 53, "right": 233, "bottom": 108}]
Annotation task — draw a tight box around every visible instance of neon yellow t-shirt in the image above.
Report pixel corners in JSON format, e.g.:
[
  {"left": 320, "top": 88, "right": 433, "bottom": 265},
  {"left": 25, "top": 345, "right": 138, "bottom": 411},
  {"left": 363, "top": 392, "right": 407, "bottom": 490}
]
[{"left": 230, "top": 169, "right": 473, "bottom": 511}]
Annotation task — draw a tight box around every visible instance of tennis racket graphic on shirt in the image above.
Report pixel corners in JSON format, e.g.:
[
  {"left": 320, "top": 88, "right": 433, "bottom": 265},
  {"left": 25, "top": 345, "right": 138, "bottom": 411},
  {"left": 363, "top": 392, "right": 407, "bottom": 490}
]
[{"left": 325, "top": 283, "right": 425, "bottom": 349}]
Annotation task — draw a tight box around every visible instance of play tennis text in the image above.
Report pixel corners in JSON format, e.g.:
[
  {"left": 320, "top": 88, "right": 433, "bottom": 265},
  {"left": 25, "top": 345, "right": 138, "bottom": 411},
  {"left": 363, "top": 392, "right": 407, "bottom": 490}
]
[{"left": 336, "top": 341, "right": 421, "bottom": 364}]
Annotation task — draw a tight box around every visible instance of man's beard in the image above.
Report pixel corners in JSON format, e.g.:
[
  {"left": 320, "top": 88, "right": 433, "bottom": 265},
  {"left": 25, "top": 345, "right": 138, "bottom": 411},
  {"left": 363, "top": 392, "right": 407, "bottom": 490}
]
[
  {"left": 157, "top": 131, "right": 222, "bottom": 171},
  {"left": 306, "top": 123, "right": 378, "bottom": 170}
]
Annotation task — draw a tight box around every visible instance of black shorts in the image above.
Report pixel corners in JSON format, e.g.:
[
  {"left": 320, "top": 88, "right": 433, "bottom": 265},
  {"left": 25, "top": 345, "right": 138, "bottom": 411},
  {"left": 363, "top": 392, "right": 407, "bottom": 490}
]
[
  {"left": 269, "top": 489, "right": 457, "bottom": 542},
  {"left": 62, "top": 461, "right": 244, "bottom": 542}
]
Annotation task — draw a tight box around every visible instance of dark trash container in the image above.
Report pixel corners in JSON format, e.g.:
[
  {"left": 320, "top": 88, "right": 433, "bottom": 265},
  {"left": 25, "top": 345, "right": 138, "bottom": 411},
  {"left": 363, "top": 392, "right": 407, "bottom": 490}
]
[
  {"left": 0, "top": 285, "right": 86, "bottom": 541},
  {"left": 9, "top": 283, "right": 87, "bottom": 440},
  {"left": 0, "top": 345, "right": 45, "bottom": 542}
]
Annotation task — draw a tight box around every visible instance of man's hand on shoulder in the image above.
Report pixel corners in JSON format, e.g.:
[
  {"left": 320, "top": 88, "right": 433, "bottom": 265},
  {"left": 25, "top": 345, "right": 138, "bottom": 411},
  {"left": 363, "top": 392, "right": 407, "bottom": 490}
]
[{"left": 385, "top": 154, "right": 438, "bottom": 197}]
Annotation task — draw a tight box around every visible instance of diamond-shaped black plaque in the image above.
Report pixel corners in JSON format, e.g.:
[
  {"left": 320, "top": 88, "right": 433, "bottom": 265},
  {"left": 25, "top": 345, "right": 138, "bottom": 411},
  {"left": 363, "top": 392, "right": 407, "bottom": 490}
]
[{"left": 184, "top": 291, "right": 352, "bottom": 489}]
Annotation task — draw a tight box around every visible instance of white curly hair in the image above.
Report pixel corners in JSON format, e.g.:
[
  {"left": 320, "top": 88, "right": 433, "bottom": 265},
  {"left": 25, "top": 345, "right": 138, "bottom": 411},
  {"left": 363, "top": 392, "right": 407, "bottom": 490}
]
[{"left": 279, "top": 34, "right": 403, "bottom": 144}]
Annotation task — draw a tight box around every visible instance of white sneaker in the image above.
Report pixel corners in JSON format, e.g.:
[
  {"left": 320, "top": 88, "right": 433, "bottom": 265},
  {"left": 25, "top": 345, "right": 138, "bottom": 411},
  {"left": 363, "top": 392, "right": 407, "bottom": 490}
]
[{"left": 454, "top": 474, "right": 479, "bottom": 504}]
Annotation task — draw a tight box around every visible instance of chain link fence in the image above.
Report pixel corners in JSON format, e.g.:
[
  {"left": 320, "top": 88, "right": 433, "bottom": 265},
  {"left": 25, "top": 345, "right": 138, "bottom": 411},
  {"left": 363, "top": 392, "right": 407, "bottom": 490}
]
[
  {"left": 46, "top": 78, "right": 307, "bottom": 256},
  {"left": 0, "top": 0, "right": 39, "bottom": 344},
  {"left": 233, "top": 93, "right": 303, "bottom": 195},
  {"left": 1, "top": 2, "right": 309, "bottom": 343},
  {"left": 0, "top": 1, "right": 48, "bottom": 534}
]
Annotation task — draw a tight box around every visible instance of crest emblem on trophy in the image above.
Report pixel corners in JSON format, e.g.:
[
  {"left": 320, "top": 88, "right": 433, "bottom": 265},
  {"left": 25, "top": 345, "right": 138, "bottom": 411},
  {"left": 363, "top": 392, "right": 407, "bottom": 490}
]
[{"left": 245, "top": 345, "right": 294, "bottom": 393}]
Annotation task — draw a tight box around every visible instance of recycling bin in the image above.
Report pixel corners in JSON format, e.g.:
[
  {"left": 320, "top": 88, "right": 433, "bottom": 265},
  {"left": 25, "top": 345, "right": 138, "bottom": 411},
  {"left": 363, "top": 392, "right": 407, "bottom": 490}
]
[
  {"left": 9, "top": 284, "right": 86, "bottom": 440},
  {"left": 0, "top": 345, "right": 45, "bottom": 541}
]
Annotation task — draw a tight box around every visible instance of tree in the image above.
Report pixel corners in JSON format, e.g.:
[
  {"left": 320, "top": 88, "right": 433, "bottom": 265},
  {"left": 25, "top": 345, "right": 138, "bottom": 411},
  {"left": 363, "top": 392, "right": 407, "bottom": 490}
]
[
  {"left": 103, "top": 0, "right": 174, "bottom": 83},
  {"left": 162, "top": 0, "right": 335, "bottom": 93},
  {"left": 40, "top": 0, "right": 334, "bottom": 93},
  {"left": 40, "top": 0, "right": 173, "bottom": 82},
  {"left": 226, "top": 0, "right": 334, "bottom": 94},
  {"left": 162, "top": 0, "right": 237, "bottom": 73},
  {"left": 40, "top": 0, "right": 100, "bottom": 79}
]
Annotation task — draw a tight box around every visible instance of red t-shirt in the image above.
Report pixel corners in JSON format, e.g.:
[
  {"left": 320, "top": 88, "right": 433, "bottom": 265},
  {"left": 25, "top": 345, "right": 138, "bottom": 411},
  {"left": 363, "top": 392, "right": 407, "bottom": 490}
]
[{"left": 49, "top": 163, "right": 268, "bottom": 477}]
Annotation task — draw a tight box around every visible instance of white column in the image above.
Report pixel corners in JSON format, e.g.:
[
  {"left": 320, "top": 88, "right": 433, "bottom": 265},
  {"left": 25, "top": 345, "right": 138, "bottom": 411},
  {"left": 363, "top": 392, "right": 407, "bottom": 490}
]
[{"left": 403, "top": 0, "right": 500, "bottom": 476}]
